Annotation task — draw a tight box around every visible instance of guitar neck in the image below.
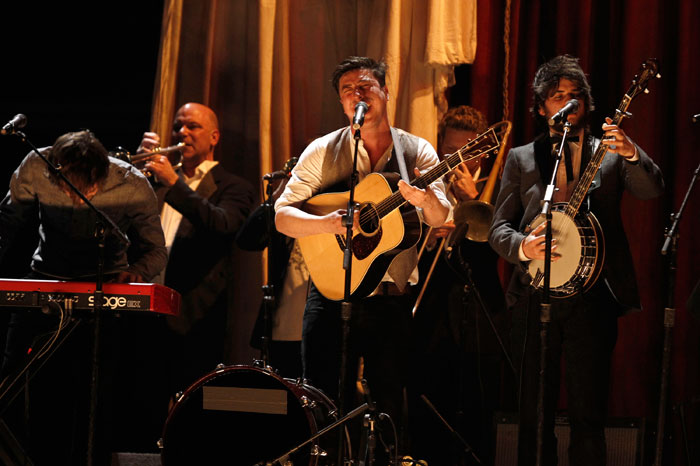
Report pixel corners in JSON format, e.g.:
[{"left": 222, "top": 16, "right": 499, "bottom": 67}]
[{"left": 375, "top": 127, "right": 499, "bottom": 220}]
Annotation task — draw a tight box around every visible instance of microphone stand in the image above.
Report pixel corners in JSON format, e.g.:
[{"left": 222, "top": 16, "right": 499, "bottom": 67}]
[
  {"left": 652, "top": 159, "right": 699, "bottom": 466},
  {"left": 258, "top": 177, "right": 277, "bottom": 367},
  {"left": 535, "top": 122, "right": 570, "bottom": 466},
  {"left": 10, "top": 130, "right": 130, "bottom": 466},
  {"left": 420, "top": 394, "right": 481, "bottom": 464},
  {"left": 337, "top": 125, "right": 362, "bottom": 466}
]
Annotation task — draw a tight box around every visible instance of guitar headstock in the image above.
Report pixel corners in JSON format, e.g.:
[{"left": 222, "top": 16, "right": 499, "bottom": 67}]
[
  {"left": 626, "top": 58, "right": 661, "bottom": 100},
  {"left": 454, "top": 124, "right": 501, "bottom": 162}
]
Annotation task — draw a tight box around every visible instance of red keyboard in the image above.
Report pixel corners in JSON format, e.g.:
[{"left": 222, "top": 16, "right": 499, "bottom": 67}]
[{"left": 0, "top": 279, "right": 180, "bottom": 316}]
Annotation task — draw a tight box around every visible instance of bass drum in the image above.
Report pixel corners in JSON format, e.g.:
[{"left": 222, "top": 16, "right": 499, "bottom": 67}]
[{"left": 160, "top": 365, "right": 337, "bottom": 466}]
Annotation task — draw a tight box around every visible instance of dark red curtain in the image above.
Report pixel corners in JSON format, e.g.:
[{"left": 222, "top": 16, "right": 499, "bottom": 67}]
[{"left": 450, "top": 0, "right": 700, "bottom": 463}]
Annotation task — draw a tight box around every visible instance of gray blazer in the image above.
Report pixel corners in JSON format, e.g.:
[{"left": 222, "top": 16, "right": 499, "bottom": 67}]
[{"left": 488, "top": 133, "right": 664, "bottom": 314}]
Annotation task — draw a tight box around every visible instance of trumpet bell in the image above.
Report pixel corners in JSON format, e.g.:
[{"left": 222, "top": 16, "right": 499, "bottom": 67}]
[
  {"left": 110, "top": 142, "right": 185, "bottom": 176},
  {"left": 453, "top": 199, "right": 494, "bottom": 243}
]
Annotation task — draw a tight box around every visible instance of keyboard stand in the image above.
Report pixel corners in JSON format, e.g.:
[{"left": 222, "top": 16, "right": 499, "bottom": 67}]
[{"left": 0, "top": 314, "right": 82, "bottom": 464}]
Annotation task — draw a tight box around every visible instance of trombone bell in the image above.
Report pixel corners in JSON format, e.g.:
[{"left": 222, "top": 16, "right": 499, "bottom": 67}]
[{"left": 453, "top": 200, "right": 494, "bottom": 243}]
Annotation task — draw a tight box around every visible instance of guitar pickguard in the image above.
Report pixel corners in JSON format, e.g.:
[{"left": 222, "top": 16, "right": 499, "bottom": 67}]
[{"left": 335, "top": 229, "right": 384, "bottom": 261}]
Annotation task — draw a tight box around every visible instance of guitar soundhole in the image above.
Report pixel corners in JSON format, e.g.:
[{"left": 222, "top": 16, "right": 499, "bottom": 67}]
[
  {"left": 332, "top": 203, "right": 382, "bottom": 261},
  {"left": 353, "top": 203, "right": 382, "bottom": 260},
  {"left": 355, "top": 203, "right": 377, "bottom": 235}
]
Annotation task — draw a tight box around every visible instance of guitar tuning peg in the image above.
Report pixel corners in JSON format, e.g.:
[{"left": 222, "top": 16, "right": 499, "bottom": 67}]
[
  {"left": 656, "top": 73, "right": 661, "bottom": 79},
  {"left": 644, "top": 88, "right": 650, "bottom": 94}
]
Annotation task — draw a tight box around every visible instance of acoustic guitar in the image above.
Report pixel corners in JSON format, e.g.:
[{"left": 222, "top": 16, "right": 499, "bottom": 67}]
[{"left": 298, "top": 125, "right": 501, "bottom": 300}]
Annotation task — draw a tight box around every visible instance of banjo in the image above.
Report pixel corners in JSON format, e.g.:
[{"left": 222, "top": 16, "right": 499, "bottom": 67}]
[{"left": 527, "top": 58, "right": 660, "bottom": 297}]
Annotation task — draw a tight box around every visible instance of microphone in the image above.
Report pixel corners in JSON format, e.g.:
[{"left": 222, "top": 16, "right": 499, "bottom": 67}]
[
  {"left": 1, "top": 114, "right": 27, "bottom": 135},
  {"left": 262, "top": 170, "right": 289, "bottom": 180},
  {"left": 692, "top": 113, "right": 699, "bottom": 124},
  {"left": 352, "top": 101, "right": 369, "bottom": 130},
  {"left": 548, "top": 100, "right": 579, "bottom": 126}
]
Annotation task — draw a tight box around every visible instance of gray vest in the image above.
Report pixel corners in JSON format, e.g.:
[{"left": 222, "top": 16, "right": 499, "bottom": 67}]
[{"left": 319, "top": 127, "right": 422, "bottom": 291}]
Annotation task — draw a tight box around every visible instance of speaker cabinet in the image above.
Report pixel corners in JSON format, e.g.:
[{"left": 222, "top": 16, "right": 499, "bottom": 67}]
[{"left": 493, "top": 413, "right": 644, "bottom": 466}]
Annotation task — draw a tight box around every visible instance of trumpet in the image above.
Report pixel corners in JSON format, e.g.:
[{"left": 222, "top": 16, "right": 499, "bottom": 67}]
[{"left": 111, "top": 142, "right": 186, "bottom": 175}]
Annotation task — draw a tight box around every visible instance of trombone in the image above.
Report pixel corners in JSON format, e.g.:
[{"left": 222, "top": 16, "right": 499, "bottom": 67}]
[
  {"left": 412, "top": 120, "right": 511, "bottom": 317},
  {"left": 453, "top": 120, "right": 512, "bottom": 242},
  {"left": 111, "top": 142, "right": 186, "bottom": 175}
]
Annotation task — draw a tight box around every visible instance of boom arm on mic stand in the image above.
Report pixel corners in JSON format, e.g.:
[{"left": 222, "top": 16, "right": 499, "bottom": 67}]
[
  {"left": 652, "top": 159, "right": 699, "bottom": 466},
  {"left": 5, "top": 124, "right": 129, "bottom": 466}
]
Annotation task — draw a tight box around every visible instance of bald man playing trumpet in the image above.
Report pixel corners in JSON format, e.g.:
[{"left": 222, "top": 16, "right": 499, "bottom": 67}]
[{"left": 137, "top": 102, "right": 255, "bottom": 392}]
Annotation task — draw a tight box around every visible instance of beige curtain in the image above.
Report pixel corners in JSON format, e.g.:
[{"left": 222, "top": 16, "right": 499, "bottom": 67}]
[
  {"left": 149, "top": 0, "right": 184, "bottom": 144},
  {"left": 151, "top": 0, "right": 476, "bottom": 365},
  {"left": 258, "top": 0, "right": 477, "bottom": 172}
]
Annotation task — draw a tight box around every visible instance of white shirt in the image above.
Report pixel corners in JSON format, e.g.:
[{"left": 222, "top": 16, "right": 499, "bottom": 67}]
[
  {"left": 276, "top": 127, "right": 450, "bottom": 212},
  {"left": 275, "top": 127, "right": 451, "bottom": 286},
  {"left": 161, "top": 160, "right": 219, "bottom": 253}
]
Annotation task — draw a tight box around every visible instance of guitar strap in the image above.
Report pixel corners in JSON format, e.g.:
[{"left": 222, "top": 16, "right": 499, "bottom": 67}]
[
  {"left": 383, "top": 128, "right": 420, "bottom": 292},
  {"left": 390, "top": 127, "right": 411, "bottom": 183}
]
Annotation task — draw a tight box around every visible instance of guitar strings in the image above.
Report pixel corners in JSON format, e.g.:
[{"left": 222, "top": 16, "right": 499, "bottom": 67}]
[{"left": 356, "top": 130, "right": 499, "bottom": 227}]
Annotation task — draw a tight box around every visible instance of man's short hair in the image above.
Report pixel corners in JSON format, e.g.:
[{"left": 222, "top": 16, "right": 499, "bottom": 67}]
[
  {"left": 49, "top": 130, "right": 109, "bottom": 188},
  {"left": 331, "top": 56, "right": 387, "bottom": 94},
  {"left": 438, "top": 105, "right": 488, "bottom": 146},
  {"left": 531, "top": 55, "right": 594, "bottom": 124}
]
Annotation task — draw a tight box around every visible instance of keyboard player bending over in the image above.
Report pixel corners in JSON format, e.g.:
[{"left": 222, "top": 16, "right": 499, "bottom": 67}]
[{"left": 0, "top": 130, "right": 166, "bottom": 465}]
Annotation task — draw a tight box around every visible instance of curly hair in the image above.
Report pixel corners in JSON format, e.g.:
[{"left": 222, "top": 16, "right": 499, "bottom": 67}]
[
  {"left": 331, "top": 56, "right": 387, "bottom": 94},
  {"left": 531, "top": 55, "right": 594, "bottom": 125},
  {"left": 438, "top": 105, "right": 489, "bottom": 147}
]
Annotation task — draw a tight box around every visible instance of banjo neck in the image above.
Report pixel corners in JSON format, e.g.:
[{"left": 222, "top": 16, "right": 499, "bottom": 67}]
[
  {"left": 565, "top": 58, "right": 660, "bottom": 219},
  {"left": 564, "top": 94, "right": 633, "bottom": 218}
]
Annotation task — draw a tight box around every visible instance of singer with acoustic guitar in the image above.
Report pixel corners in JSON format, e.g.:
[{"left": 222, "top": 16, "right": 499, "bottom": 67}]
[
  {"left": 275, "top": 56, "right": 451, "bottom": 461},
  {"left": 488, "top": 55, "right": 664, "bottom": 466}
]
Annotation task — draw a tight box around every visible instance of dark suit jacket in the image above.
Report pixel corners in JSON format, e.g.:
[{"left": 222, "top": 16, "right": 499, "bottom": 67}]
[
  {"left": 488, "top": 133, "right": 664, "bottom": 315},
  {"left": 156, "top": 163, "right": 255, "bottom": 334}
]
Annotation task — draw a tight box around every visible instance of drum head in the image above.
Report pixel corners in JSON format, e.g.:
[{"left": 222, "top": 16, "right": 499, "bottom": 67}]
[{"left": 161, "top": 365, "right": 334, "bottom": 466}]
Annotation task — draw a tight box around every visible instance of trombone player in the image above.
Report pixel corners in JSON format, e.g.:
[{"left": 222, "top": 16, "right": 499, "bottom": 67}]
[{"left": 410, "top": 105, "right": 509, "bottom": 465}]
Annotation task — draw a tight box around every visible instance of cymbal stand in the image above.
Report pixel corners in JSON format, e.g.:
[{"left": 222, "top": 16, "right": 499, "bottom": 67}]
[
  {"left": 357, "top": 379, "right": 383, "bottom": 466},
  {"left": 252, "top": 402, "right": 369, "bottom": 466},
  {"left": 420, "top": 394, "right": 480, "bottom": 464},
  {"left": 653, "top": 158, "right": 699, "bottom": 466}
]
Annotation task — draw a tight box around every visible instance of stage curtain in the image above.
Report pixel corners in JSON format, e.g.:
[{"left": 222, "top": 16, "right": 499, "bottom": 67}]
[
  {"left": 150, "top": 2, "right": 700, "bottom": 461},
  {"left": 456, "top": 1, "right": 700, "bottom": 463},
  {"left": 149, "top": 0, "right": 183, "bottom": 145},
  {"left": 150, "top": 0, "right": 477, "bottom": 366},
  {"left": 258, "top": 0, "right": 476, "bottom": 174}
]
